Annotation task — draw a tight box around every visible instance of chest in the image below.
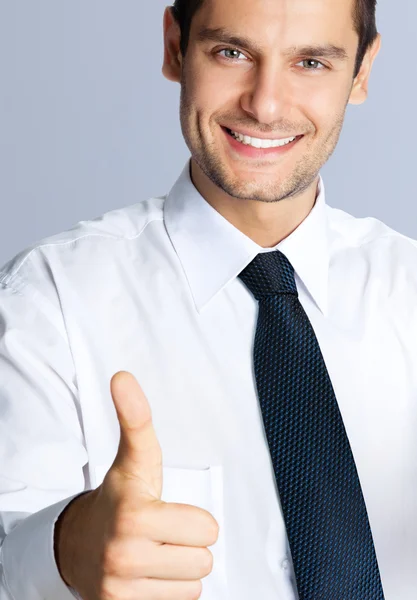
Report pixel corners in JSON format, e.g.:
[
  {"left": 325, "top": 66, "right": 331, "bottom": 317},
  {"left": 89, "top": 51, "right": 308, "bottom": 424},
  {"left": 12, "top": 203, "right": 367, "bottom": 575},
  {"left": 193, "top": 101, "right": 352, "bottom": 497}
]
[{"left": 62, "top": 270, "right": 417, "bottom": 598}]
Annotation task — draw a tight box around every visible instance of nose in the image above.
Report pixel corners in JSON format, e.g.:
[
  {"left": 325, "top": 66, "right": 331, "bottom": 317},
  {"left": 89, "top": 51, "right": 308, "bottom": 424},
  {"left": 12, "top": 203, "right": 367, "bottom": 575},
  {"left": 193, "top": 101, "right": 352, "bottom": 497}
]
[{"left": 240, "top": 63, "right": 291, "bottom": 125}]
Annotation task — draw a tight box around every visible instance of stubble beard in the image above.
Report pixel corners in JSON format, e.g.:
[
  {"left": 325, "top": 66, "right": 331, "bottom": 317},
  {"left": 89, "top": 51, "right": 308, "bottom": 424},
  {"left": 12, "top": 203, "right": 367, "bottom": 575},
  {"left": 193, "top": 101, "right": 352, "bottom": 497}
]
[{"left": 179, "top": 73, "right": 347, "bottom": 204}]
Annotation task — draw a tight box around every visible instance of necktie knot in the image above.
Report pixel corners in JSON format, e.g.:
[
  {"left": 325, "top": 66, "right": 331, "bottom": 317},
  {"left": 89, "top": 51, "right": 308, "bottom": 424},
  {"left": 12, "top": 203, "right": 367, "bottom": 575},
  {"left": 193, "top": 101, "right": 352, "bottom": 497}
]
[{"left": 238, "top": 250, "right": 297, "bottom": 300}]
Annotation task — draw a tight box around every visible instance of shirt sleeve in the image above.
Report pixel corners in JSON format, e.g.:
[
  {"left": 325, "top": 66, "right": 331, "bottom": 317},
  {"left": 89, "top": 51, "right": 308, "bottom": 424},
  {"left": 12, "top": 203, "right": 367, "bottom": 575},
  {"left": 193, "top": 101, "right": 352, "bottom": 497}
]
[
  {"left": 1, "top": 498, "right": 83, "bottom": 600},
  {"left": 0, "top": 257, "right": 89, "bottom": 599}
]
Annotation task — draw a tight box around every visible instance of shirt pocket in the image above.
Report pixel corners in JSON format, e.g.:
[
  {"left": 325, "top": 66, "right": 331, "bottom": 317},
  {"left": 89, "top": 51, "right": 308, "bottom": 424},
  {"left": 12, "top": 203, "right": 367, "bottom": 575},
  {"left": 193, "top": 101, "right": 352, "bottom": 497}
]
[{"left": 93, "top": 464, "right": 228, "bottom": 600}]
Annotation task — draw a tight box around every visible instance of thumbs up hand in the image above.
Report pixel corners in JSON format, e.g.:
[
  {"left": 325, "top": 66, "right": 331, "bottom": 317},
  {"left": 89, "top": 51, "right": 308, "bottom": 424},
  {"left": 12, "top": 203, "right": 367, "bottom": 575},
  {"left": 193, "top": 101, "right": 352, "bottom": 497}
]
[{"left": 54, "top": 371, "right": 219, "bottom": 600}]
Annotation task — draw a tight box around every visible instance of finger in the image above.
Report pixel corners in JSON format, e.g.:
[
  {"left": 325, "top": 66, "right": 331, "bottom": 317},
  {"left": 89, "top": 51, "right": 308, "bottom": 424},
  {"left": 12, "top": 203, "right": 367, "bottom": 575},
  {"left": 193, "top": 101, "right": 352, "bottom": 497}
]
[
  {"left": 103, "top": 537, "right": 213, "bottom": 581},
  {"left": 101, "top": 576, "right": 203, "bottom": 600},
  {"left": 116, "top": 502, "right": 219, "bottom": 547},
  {"left": 109, "top": 371, "right": 163, "bottom": 499}
]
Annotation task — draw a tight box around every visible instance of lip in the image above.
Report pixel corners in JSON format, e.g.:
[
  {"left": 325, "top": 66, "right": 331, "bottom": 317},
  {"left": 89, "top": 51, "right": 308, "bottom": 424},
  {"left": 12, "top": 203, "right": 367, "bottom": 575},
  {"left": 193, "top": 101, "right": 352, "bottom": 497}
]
[{"left": 221, "top": 126, "right": 303, "bottom": 158}]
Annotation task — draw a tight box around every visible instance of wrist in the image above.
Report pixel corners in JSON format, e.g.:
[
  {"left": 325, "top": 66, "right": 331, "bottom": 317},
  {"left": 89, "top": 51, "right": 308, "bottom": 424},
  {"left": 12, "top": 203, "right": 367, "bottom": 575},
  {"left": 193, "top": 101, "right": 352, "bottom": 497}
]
[{"left": 53, "top": 491, "right": 94, "bottom": 588}]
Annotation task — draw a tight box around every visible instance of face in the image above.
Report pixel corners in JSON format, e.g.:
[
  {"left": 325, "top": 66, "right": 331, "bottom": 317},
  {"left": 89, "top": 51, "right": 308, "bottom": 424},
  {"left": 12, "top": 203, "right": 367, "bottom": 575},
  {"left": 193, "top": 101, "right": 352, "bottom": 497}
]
[{"left": 164, "top": 0, "right": 380, "bottom": 204}]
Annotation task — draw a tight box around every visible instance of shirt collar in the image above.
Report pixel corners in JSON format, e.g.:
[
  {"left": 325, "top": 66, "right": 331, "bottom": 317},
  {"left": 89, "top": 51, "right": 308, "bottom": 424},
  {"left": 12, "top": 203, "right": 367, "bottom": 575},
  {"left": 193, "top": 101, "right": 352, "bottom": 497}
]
[{"left": 164, "top": 160, "right": 329, "bottom": 316}]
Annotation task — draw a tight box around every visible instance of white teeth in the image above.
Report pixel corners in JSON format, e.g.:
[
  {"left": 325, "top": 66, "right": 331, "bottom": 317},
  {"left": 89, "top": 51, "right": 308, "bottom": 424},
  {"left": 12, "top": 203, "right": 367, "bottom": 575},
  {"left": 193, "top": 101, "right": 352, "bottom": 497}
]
[{"left": 230, "top": 130, "right": 296, "bottom": 149}]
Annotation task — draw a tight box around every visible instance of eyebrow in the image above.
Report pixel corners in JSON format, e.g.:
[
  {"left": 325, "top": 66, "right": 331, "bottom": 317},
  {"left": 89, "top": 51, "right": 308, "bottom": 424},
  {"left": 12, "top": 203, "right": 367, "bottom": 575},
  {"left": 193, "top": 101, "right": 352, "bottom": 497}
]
[{"left": 196, "top": 27, "right": 349, "bottom": 61}]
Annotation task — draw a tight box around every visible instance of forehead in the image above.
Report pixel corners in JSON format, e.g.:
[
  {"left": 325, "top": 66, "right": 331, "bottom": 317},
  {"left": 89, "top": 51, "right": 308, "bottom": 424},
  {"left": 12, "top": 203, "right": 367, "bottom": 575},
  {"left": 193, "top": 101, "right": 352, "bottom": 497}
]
[{"left": 191, "top": 0, "right": 358, "bottom": 49}]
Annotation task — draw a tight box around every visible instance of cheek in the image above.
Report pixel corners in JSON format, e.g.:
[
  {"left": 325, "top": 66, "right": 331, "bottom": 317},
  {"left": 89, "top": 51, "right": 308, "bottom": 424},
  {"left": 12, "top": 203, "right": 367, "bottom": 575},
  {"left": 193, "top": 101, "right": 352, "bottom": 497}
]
[
  {"left": 291, "top": 77, "right": 349, "bottom": 130},
  {"left": 184, "top": 58, "right": 243, "bottom": 114}
]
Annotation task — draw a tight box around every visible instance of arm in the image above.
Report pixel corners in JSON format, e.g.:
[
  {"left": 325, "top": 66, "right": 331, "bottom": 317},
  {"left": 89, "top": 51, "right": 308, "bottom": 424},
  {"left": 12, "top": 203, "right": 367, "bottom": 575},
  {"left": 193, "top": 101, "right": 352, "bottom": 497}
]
[
  {"left": 0, "top": 256, "right": 217, "bottom": 600},
  {"left": 0, "top": 267, "right": 88, "bottom": 599}
]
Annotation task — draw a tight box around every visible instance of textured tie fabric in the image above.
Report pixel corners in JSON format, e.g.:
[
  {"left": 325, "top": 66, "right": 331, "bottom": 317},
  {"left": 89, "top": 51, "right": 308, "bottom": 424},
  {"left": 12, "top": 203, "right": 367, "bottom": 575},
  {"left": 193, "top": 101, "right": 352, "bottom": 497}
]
[{"left": 239, "top": 251, "right": 385, "bottom": 599}]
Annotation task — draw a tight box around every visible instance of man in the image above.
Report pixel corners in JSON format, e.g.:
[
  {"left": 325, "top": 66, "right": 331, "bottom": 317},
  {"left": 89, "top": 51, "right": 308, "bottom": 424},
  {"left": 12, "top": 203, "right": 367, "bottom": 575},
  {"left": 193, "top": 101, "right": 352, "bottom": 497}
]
[{"left": 1, "top": 0, "right": 415, "bottom": 598}]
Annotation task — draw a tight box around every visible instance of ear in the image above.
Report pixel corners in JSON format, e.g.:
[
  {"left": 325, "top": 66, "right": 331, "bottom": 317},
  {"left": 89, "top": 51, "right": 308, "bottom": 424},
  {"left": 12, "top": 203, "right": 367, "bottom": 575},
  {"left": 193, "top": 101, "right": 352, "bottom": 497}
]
[
  {"left": 349, "top": 33, "right": 381, "bottom": 105},
  {"left": 162, "top": 6, "right": 183, "bottom": 83}
]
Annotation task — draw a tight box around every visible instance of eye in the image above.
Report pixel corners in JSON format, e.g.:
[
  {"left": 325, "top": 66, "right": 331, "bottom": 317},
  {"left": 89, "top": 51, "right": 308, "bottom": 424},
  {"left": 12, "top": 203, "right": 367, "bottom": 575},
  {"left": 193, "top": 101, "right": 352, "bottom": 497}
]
[
  {"left": 297, "top": 59, "right": 326, "bottom": 70},
  {"left": 217, "top": 48, "right": 248, "bottom": 61}
]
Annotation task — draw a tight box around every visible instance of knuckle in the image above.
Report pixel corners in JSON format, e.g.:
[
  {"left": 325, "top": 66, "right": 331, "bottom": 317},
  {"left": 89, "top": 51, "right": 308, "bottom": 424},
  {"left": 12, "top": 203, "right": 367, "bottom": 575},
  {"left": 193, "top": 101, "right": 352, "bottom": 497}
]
[
  {"left": 125, "top": 553, "right": 148, "bottom": 579},
  {"left": 197, "top": 548, "right": 214, "bottom": 577},
  {"left": 100, "top": 578, "right": 122, "bottom": 600},
  {"left": 112, "top": 503, "right": 152, "bottom": 537},
  {"left": 206, "top": 516, "right": 220, "bottom": 545},
  {"left": 101, "top": 542, "right": 126, "bottom": 576},
  {"left": 187, "top": 579, "right": 203, "bottom": 600},
  {"left": 193, "top": 507, "right": 219, "bottom": 545},
  {"left": 133, "top": 504, "right": 155, "bottom": 536},
  {"left": 112, "top": 509, "right": 137, "bottom": 537},
  {"left": 102, "top": 540, "right": 149, "bottom": 579},
  {"left": 194, "top": 580, "right": 204, "bottom": 599}
]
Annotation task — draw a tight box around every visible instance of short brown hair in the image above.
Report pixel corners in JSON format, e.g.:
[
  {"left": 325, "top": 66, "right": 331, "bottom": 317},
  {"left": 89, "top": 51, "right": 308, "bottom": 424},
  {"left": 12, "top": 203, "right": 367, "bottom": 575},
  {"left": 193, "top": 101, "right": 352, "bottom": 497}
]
[{"left": 172, "top": 0, "right": 378, "bottom": 78}]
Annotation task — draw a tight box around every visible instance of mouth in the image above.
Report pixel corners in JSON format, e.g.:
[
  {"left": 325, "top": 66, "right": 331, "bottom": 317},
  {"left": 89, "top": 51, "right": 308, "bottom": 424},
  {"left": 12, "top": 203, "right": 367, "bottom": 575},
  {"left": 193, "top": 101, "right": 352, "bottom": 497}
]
[{"left": 222, "top": 126, "right": 303, "bottom": 158}]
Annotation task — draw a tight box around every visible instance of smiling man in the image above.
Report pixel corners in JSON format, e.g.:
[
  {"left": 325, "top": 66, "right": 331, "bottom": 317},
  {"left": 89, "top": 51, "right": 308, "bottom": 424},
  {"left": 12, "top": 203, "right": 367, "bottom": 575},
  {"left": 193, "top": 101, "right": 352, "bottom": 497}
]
[
  {"left": 167, "top": 0, "right": 379, "bottom": 247},
  {"left": 1, "top": 0, "right": 417, "bottom": 599}
]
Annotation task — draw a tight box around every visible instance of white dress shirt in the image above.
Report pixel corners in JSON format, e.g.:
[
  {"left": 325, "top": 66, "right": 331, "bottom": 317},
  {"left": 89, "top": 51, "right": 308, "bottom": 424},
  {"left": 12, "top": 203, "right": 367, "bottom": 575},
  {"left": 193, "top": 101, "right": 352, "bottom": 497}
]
[{"left": 0, "top": 160, "right": 416, "bottom": 600}]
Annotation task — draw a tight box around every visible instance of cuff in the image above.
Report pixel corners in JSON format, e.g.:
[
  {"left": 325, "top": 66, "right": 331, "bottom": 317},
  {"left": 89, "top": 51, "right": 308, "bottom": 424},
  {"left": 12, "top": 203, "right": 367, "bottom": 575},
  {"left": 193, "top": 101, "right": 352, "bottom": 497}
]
[{"left": 2, "top": 494, "right": 85, "bottom": 600}]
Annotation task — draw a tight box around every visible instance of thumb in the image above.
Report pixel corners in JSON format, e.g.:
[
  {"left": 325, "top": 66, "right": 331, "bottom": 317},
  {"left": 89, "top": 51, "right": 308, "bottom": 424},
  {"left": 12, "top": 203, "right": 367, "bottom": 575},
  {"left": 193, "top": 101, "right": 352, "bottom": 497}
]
[{"left": 109, "top": 371, "right": 163, "bottom": 499}]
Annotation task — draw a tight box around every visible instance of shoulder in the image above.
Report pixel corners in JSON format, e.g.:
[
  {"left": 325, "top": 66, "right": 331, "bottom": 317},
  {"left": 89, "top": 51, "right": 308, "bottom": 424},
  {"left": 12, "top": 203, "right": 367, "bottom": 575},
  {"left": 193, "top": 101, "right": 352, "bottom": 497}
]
[
  {"left": 326, "top": 204, "right": 417, "bottom": 281},
  {"left": 0, "top": 195, "right": 166, "bottom": 293},
  {"left": 327, "top": 204, "right": 415, "bottom": 246}
]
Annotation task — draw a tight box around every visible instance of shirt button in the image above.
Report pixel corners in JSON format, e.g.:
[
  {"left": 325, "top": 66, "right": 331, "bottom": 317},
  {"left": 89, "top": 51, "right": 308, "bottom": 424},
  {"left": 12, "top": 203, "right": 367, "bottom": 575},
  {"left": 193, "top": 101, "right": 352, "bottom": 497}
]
[{"left": 281, "top": 558, "right": 290, "bottom": 570}]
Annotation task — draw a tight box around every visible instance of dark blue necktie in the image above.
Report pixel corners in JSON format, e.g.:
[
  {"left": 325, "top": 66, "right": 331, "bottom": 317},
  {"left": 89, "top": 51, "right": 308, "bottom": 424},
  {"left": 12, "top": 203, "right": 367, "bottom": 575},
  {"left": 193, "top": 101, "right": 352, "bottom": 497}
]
[{"left": 239, "top": 250, "right": 385, "bottom": 599}]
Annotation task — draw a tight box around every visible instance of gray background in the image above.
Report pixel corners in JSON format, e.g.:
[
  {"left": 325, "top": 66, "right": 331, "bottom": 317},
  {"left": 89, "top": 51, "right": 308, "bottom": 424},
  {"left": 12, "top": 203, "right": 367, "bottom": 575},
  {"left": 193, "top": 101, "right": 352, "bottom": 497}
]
[{"left": 0, "top": 1, "right": 414, "bottom": 266}]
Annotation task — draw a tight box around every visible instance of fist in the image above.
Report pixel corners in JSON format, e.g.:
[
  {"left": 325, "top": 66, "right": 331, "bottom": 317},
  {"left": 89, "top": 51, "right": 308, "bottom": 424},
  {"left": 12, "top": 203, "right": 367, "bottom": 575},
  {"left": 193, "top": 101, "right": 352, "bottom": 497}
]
[{"left": 55, "top": 371, "right": 219, "bottom": 600}]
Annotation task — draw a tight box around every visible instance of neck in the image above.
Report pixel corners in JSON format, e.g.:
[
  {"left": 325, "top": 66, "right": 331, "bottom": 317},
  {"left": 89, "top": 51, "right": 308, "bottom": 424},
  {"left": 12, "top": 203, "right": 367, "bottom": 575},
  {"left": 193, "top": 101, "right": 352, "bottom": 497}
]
[{"left": 190, "top": 159, "right": 319, "bottom": 248}]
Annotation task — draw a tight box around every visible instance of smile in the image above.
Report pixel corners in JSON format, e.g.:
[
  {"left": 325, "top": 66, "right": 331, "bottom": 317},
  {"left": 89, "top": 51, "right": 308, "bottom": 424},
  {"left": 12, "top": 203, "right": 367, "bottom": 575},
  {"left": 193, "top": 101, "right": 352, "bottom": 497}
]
[
  {"left": 228, "top": 129, "right": 297, "bottom": 149},
  {"left": 222, "top": 127, "right": 302, "bottom": 157}
]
